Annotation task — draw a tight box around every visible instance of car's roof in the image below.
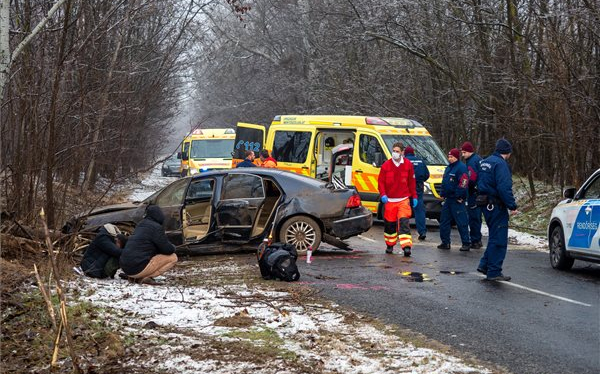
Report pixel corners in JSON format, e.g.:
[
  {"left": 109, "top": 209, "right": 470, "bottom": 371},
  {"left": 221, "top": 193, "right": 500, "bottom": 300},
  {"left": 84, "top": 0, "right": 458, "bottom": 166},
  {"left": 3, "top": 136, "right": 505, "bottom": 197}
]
[{"left": 190, "top": 168, "right": 326, "bottom": 187}]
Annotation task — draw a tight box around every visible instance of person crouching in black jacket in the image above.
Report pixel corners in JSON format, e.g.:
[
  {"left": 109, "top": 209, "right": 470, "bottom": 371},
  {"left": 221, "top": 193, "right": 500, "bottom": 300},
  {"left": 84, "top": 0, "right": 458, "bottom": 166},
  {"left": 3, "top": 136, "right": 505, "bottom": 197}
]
[
  {"left": 81, "top": 223, "right": 124, "bottom": 278},
  {"left": 119, "top": 205, "right": 177, "bottom": 283}
]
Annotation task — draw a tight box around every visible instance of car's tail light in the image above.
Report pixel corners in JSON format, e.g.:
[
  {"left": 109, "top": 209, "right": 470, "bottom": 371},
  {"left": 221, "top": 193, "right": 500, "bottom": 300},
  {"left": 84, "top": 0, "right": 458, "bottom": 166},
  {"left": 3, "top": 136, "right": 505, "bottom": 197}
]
[{"left": 346, "top": 194, "right": 361, "bottom": 208}]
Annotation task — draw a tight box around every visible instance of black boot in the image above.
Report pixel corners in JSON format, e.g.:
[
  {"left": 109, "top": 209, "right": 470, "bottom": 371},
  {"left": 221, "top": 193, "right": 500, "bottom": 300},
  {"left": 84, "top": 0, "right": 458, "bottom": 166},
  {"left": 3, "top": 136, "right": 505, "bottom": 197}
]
[
  {"left": 459, "top": 244, "right": 471, "bottom": 252},
  {"left": 385, "top": 245, "right": 394, "bottom": 254},
  {"left": 470, "top": 241, "right": 483, "bottom": 249},
  {"left": 437, "top": 243, "right": 450, "bottom": 250},
  {"left": 403, "top": 247, "right": 412, "bottom": 257},
  {"left": 485, "top": 274, "right": 511, "bottom": 282}
]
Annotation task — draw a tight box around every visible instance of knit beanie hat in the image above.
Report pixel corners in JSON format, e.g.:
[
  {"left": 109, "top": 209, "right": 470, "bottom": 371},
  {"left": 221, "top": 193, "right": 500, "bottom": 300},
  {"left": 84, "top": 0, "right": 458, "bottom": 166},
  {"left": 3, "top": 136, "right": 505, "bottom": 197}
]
[
  {"left": 461, "top": 142, "right": 474, "bottom": 153},
  {"left": 495, "top": 138, "right": 513, "bottom": 154},
  {"left": 404, "top": 146, "right": 415, "bottom": 155},
  {"left": 448, "top": 148, "right": 460, "bottom": 159}
]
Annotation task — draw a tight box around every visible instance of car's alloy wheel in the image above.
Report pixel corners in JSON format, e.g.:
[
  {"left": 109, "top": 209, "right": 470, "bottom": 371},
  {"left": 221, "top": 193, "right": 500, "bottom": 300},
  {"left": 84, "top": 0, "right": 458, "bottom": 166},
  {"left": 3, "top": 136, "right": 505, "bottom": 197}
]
[
  {"left": 549, "top": 225, "right": 574, "bottom": 270},
  {"left": 279, "top": 216, "right": 322, "bottom": 252}
]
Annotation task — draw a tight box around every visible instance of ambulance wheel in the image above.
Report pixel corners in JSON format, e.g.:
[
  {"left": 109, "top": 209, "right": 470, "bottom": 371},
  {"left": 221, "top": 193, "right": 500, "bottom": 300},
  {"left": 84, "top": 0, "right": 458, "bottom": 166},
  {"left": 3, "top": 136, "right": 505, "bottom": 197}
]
[
  {"left": 549, "top": 226, "right": 574, "bottom": 270},
  {"left": 279, "top": 216, "right": 321, "bottom": 252}
]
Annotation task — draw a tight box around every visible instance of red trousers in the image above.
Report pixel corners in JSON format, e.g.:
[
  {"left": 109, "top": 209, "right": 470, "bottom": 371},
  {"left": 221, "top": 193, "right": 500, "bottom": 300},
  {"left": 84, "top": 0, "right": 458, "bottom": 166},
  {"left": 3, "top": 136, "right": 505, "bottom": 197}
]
[{"left": 383, "top": 199, "right": 413, "bottom": 248}]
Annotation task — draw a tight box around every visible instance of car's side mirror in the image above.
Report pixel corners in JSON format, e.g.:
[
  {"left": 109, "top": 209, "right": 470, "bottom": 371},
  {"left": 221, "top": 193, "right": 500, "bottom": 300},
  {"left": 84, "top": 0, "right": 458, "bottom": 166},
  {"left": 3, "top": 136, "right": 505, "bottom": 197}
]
[
  {"left": 563, "top": 187, "right": 576, "bottom": 199},
  {"left": 181, "top": 152, "right": 189, "bottom": 161},
  {"left": 373, "top": 152, "right": 385, "bottom": 167},
  {"left": 177, "top": 152, "right": 182, "bottom": 159}
]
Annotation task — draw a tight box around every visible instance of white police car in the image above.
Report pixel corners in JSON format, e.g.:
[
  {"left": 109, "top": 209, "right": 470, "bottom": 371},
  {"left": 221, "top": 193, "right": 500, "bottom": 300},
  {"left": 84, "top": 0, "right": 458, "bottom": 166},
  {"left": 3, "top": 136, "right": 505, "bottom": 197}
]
[{"left": 548, "top": 168, "right": 600, "bottom": 270}]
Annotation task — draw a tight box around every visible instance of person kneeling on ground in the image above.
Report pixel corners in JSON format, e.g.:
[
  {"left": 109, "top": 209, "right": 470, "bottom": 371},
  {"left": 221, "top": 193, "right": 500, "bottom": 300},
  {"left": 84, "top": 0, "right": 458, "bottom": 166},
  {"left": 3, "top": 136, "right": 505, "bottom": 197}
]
[
  {"left": 119, "top": 205, "right": 177, "bottom": 284},
  {"left": 80, "top": 223, "right": 124, "bottom": 279}
]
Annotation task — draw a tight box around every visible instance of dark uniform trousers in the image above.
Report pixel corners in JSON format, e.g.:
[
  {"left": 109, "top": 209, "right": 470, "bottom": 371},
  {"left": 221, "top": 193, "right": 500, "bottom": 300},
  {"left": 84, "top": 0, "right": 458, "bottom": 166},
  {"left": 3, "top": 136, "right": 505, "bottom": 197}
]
[
  {"left": 478, "top": 204, "right": 509, "bottom": 278},
  {"left": 467, "top": 194, "right": 483, "bottom": 243},
  {"left": 439, "top": 198, "right": 471, "bottom": 246}
]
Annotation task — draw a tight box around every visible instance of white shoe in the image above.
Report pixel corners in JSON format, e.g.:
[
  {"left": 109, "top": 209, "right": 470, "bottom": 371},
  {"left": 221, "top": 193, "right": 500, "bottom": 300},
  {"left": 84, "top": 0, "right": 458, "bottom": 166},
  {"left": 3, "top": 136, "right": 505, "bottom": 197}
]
[{"left": 73, "top": 266, "right": 84, "bottom": 276}]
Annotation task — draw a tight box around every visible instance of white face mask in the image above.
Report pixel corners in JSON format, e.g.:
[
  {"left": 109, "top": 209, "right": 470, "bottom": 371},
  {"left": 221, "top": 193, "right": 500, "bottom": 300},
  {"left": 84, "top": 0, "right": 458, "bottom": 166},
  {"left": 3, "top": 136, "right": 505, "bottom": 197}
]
[{"left": 392, "top": 151, "right": 401, "bottom": 161}]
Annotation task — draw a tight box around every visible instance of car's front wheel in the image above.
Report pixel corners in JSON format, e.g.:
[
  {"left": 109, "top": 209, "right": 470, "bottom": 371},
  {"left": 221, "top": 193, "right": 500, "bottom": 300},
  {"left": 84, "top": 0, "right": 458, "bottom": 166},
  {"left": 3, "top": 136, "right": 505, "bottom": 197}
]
[
  {"left": 549, "top": 225, "right": 574, "bottom": 270},
  {"left": 279, "top": 216, "right": 322, "bottom": 252}
]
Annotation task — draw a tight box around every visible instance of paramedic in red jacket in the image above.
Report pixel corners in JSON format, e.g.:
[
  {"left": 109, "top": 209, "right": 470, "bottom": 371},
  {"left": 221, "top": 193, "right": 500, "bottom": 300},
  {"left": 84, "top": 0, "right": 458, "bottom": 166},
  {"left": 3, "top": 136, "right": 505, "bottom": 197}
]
[{"left": 378, "top": 142, "right": 418, "bottom": 256}]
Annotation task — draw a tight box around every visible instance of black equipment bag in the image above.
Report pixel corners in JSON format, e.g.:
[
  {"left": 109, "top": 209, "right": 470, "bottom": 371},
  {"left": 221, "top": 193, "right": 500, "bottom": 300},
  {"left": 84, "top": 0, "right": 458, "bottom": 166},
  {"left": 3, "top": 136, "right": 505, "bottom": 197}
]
[{"left": 257, "top": 242, "right": 300, "bottom": 282}]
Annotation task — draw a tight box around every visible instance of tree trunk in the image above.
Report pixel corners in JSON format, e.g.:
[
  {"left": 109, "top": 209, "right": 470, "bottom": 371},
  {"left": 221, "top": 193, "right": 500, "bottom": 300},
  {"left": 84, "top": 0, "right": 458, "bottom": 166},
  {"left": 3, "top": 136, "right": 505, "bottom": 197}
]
[{"left": 44, "top": 0, "right": 72, "bottom": 228}]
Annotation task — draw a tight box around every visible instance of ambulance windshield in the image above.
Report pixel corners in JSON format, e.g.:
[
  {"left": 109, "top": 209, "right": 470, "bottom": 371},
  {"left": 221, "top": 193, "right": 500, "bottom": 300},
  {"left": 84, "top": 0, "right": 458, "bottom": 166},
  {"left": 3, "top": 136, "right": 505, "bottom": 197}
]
[
  {"left": 190, "top": 139, "right": 234, "bottom": 159},
  {"left": 382, "top": 135, "right": 447, "bottom": 165}
]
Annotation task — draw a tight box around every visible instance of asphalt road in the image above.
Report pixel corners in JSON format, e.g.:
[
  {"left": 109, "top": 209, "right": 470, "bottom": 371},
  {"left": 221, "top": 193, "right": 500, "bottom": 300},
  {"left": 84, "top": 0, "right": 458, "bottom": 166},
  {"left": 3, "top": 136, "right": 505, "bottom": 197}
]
[{"left": 298, "top": 223, "right": 600, "bottom": 374}]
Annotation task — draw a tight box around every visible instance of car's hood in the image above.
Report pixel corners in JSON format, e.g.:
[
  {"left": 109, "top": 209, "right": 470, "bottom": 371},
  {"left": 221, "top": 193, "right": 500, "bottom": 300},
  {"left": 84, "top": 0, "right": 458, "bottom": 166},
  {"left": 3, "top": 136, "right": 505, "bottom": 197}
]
[{"left": 89, "top": 202, "right": 142, "bottom": 216}]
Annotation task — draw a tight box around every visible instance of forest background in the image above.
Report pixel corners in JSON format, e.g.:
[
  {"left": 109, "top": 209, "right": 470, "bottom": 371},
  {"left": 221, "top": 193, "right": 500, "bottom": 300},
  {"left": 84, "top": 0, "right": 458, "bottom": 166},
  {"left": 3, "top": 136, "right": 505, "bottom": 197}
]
[{"left": 1, "top": 0, "right": 599, "bottom": 228}]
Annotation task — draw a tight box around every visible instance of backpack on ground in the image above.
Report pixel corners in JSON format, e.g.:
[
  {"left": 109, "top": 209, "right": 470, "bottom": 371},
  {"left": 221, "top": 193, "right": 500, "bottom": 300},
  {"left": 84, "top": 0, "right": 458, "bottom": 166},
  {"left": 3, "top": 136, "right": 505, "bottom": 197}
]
[{"left": 257, "top": 242, "right": 300, "bottom": 282}]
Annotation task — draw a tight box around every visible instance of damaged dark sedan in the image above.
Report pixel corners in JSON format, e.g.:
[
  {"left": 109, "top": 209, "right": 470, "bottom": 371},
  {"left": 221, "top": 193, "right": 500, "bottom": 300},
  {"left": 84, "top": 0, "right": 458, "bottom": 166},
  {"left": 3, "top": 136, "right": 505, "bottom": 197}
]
[{"left": 64, "top": 168, "right": 373, "bottom": 254}]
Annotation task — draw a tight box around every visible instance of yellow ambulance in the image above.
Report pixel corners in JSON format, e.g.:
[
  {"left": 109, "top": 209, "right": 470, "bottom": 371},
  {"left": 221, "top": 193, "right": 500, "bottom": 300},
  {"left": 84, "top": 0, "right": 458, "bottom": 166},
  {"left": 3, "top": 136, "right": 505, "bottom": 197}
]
[
  {"left": 232, "top": 115, "right": 447, "bottom": 220},
  {"left": 179, "top": 128, "right": 236, "bottom": 176}
]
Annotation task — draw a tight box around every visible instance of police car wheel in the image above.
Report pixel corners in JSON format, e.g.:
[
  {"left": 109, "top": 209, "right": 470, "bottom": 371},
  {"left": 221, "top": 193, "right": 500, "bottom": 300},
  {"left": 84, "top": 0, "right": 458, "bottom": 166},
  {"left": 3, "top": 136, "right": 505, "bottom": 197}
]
[
  {"left": 279, "top": 216, "right": 321, "bottom": 253},
  {"left": 549, "top": 226, "right": 574, "bottom": 270}
]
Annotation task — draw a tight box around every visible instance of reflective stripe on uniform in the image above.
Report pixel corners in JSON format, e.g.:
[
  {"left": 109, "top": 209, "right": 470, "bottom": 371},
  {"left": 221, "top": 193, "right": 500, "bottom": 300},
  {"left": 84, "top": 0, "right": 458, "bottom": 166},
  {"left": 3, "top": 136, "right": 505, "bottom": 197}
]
[
  {"left": 398, "top": 234, "right": 412, "bottom": 248},
  {"left": 384, "top": 232, "right": 398, "bottom": 246}
]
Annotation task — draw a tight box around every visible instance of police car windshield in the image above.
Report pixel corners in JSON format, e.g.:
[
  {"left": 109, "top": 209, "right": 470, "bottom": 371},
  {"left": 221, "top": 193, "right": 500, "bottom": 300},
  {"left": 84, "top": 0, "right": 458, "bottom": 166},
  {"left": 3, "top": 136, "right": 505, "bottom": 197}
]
[
  {"left": 382, "top": 135, "right": 447, "bottom": 165},
  {"left": 190, "top": 139, "right": 234, "bottom": 159}
]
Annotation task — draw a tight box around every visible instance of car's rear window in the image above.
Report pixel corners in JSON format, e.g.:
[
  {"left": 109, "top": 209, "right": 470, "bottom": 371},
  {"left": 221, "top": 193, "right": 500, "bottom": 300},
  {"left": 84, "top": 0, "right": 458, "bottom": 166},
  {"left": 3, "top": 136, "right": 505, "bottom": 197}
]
[{"left": 280, "top": 170, "right": 327, "bottom": 188}]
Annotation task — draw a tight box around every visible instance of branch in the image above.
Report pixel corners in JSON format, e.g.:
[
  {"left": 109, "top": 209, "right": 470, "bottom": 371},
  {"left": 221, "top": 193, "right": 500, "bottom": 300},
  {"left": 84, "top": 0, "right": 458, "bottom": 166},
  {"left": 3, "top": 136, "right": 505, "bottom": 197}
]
[
  {"left": 9, "top": 0, "right": 69, "bottom": 70},
  {"left": 205, "top": 11, "right": 279, "bottom": 65},
  {"left": 364, "top": 30, "right": 496, "bottom": 114}
]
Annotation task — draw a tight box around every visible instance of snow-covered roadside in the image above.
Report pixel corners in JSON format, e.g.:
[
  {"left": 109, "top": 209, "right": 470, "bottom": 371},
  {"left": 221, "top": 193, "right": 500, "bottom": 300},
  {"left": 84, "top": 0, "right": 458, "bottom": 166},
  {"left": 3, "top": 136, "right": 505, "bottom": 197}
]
[
  {"left": 480, "top": 225, "right": 547, "bottom": 251},
  {"left": 67, "top": 167, "right": 497, "bottom": 372},
  {"left": 71, "top": 261, "right": 492, "bottom": 374},
  {"left": 65, "top": 166, "right": 550, "bottom": 372},
  {"left": 128, "top": 165, "right": 179, "bottom": 202}
]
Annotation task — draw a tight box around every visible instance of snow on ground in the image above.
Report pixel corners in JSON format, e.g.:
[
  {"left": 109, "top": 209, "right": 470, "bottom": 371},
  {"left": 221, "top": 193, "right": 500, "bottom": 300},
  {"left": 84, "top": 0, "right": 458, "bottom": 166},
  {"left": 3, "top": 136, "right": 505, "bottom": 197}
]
[
  {"left": 128, "top": 165, "right": 178, "bottom": 202},
  {"left": 70, "top": 166, "right": 548, "bottom": 372},
  {"left": 480, "top": 225, "right": 547, "bottom": 250},
  {"left": 71, "top": 262, "right": 492, "bottom": 374}
]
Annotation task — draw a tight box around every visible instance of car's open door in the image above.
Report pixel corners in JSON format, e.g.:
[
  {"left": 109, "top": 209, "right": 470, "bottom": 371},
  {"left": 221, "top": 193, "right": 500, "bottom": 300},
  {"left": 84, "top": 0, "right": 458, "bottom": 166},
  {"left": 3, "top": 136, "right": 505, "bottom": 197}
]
[
  {"left": 182, "top": 178, "right": 215, "bottom": 243},
  {"left": 232, "top": 122, "right": 268, "bottom": 167},
  {"left": 328, "top": 143, "right": 354, "bottom": 187},
  {"left": 215, "top": 173, "right": 266, "bottom": 243}
]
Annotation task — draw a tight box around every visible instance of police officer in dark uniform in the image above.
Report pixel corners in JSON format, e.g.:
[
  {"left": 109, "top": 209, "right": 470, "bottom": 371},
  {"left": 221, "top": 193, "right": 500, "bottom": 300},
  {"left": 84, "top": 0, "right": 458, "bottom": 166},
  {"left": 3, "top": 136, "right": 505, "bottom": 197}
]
[
  {"left": 477, "top": 139, "right": 518, "bottom": 281},
  {"left": 461, "top": 142, "right": 483, "bottom": 249},
  {"left": 437, "top": 148, "right": 471, "bottom": 251},
  {"left": 404, "top": 146, "right": 430, "bottom": 240}
]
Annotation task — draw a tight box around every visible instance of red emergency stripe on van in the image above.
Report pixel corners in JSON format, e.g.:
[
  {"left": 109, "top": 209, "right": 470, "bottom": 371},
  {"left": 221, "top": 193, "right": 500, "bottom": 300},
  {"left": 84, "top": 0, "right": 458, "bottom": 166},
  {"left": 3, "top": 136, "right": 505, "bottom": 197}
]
[
  {"left": 278, "top": 166, "right": 310, "bottom": 176},
  {"left": 352, "top": 172, "right": 379, "bottom": 193}
]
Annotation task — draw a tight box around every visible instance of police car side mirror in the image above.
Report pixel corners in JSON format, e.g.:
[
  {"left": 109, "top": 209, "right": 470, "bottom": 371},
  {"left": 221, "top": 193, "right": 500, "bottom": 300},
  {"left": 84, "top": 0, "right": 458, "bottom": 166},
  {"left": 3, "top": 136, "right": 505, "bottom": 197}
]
[
  {"left": 177, "top": 152, "right": 182, "bottom": 159},
  {"left": 563, "top": 187, "right": 576, "bottom": 199}
]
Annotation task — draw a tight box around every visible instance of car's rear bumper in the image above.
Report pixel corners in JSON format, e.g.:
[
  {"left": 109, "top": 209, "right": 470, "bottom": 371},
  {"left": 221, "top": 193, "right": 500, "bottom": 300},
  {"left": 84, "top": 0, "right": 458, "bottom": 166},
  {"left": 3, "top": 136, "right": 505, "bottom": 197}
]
[{"left": 330, "top": 206, "right": 373, "bottom": 239}]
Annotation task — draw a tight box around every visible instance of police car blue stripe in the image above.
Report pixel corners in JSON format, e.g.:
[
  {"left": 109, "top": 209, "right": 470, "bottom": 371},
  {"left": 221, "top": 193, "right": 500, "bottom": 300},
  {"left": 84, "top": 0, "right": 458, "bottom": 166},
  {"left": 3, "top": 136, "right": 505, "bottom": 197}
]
[{"left": 567, "top": 202, "right": 600, "bottom": 249}]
